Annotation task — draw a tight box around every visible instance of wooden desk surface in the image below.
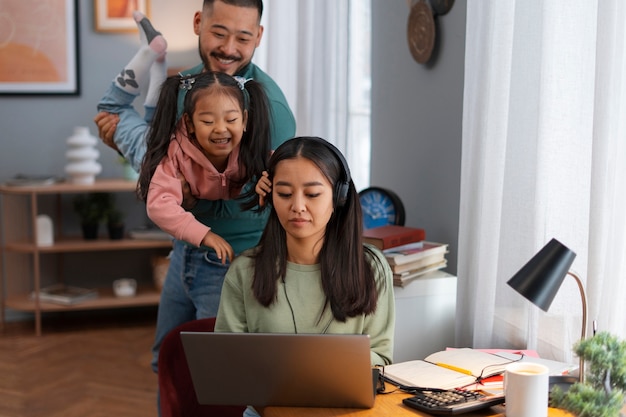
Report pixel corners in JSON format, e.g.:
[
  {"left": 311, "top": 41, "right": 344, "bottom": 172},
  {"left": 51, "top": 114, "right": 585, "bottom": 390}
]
[{"left": 260, "top": 384, "right": 576, "bottom": 417}]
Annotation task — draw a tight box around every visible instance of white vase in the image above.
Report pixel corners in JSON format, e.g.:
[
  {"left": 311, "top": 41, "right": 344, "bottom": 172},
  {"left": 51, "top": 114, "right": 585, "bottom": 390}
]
[
  {"left": 36, "top": 214, "right": 54, "bottom": 246},
  {"left": 65, "top": 127, "right": 102, "bottom": 185}
]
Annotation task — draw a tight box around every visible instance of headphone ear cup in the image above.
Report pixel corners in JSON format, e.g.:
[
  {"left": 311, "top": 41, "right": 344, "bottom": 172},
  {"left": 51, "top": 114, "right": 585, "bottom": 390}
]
[{"left": 335, "top": 181, "right": 350, "bottom": 207}]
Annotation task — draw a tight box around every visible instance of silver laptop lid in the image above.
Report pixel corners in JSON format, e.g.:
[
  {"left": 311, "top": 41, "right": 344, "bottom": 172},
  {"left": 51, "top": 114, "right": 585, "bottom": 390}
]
[{"left": 180, "top": 332, "right": 375, "bottom": 408}]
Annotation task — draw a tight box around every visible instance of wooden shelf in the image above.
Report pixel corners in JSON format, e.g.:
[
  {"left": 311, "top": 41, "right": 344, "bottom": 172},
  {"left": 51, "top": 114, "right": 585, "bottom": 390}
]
[
  {"left": 0, "top": 178, "right": 138, "bottom": 195},
  {"left": 5, "top": 286, "right": 160, "bottom": 312},
  {"left": 5, "top": 238, "right": 172, "bottom": 253},
  {"left": 0, "top": 178, "right": 170, "bottom": 335}
]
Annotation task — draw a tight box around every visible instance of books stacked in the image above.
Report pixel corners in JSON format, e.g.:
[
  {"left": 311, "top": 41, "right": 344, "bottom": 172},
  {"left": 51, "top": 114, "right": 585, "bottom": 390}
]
[
  {"left": 362, "top": 225, "right": 448, "bottom": 286},
  {"left": 31, "top": 284, "right": 98, "bottom": 305},
  {"left": 383, "top": 241, "right": 449, "bottom": 287},
  {"left": 363, "top": 225, "right": 425, "bottom": 250}
]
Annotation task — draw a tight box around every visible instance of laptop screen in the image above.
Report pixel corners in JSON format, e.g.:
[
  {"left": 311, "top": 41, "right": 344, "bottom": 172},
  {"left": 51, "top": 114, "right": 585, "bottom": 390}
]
[{"left": 181, "top": 332, "right": 376, "bottom": 408}]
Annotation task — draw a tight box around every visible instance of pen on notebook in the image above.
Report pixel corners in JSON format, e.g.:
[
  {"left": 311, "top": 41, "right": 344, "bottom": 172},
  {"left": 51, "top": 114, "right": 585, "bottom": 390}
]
[{"left": 435, "top": 363, "right": 473, "bottom": 376}]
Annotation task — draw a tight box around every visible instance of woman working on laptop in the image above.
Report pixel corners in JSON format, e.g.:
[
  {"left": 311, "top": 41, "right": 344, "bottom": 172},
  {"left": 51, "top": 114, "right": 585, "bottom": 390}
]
[{"left": 215, "top": 137, "right": 395, "bottom": 394}]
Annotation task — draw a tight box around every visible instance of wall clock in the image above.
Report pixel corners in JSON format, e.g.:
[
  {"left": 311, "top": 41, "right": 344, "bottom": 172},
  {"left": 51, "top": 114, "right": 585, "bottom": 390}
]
[{"left": 359, "top": 187, "right": 406, "bottom": 229}]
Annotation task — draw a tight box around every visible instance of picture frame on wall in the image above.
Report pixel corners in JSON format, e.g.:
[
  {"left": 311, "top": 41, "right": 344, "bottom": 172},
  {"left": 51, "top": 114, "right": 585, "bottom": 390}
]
[
  {"left": 0, "top": 0, "right": 80, "bottom": 96},
  {"left": 94, "top": 0, "right": 150, "bottom": 32}
]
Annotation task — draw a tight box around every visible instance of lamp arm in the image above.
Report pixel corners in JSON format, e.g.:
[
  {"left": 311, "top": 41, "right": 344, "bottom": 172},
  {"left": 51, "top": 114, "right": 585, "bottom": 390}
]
[{"left": 567, "top": 271, "right": 587, "bottom": 383}]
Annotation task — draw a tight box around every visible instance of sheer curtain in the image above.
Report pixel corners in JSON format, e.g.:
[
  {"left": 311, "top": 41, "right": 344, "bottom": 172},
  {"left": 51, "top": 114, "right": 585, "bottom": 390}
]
[
  {"left": 458, "top": 0, "right": 626, "bottom": 363},
  {"left": 254, "top": 0, "right": 371, "bottom": 190}
]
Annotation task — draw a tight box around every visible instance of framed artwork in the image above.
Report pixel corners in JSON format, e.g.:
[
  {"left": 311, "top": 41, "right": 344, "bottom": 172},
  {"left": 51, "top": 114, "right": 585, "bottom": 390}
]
[
  {"left": 0, "top": 0, "right": 79, "bottom": 95},
  {"left": 94, "top": 0, "right": 150, "bottom": 32}
]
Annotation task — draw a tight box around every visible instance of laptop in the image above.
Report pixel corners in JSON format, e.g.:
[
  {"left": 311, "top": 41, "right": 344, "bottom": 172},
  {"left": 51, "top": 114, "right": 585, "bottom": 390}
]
[{"left": 180, "top": 332, "right": 376, "bottom": 408}]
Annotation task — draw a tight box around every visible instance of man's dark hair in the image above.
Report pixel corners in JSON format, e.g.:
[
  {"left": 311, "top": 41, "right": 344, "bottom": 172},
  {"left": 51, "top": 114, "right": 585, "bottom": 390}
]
[{"left": 203, "top": 0, "right": 263, "bottom": 19}]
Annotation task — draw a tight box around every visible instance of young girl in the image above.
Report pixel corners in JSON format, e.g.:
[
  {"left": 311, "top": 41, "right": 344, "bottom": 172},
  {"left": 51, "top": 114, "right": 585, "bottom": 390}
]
[
  {"left": 215, "top": 136, "right": 395, "bottom": 363},
  {"left": 137, "top": 70, "right": 271, "bottom": 262}
]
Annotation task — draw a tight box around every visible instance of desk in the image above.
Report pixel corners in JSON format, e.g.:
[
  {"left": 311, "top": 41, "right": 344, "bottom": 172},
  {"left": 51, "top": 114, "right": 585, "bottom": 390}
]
[{"left": 260, "top": 382, "right": 576, "bottom": 417}]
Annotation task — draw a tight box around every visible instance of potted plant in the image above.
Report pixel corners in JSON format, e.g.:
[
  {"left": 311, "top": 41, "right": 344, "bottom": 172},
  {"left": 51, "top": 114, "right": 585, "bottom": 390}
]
[
  {"left": 106, "top": 208, "right": 125, "bottom": 240},
  {"left": 72, "top": 192, "right": 111, "bottom": 240},
  {"left": 550, "top": 331, "right": 626, "bottom": 417},
  {"left": 118, "top": 156, "right": 139, "bottom": 181}
]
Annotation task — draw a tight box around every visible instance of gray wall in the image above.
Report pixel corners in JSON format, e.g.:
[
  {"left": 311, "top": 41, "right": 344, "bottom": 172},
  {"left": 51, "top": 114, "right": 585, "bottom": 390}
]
[
  {"left": 0, "top": 1, "right": 198, "bottom": 186},
  {"left": 0, "top": 1, "right": 199, "bottom": 230},
  {"left": 0, "top": 0, "right": 466, "bottom": 281},
  {"left": 370, "top": 0, "right": 466, "bottom": 274}
]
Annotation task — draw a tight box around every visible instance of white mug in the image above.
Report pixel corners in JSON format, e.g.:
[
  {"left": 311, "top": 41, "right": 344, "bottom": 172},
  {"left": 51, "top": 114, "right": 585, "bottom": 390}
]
[{"left": 504, "top": 362, "right": 549, "bottom": 417}]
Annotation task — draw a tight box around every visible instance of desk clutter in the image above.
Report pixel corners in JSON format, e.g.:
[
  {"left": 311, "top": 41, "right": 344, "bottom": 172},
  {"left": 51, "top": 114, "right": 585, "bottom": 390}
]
[
  {"left": 383, "top": 348, "right": 577, "bottom": 392},
  {"left": 363, "top": 225, "right": 449, "bottom": 286}
]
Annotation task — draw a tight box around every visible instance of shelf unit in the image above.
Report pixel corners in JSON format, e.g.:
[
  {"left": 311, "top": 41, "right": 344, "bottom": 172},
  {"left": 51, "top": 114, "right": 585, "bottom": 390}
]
[{"left": 0, "top": 178, "right": 173, "bottom": 335}]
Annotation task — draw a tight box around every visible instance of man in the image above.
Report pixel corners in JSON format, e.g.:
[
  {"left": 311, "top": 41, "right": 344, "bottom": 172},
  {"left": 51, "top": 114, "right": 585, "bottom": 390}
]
[
  {"left": 96, "top": 0, "right": 294, "bottom": 169},
  {"left": 94, "top": 0, "right": 296, "bottom": 388}
]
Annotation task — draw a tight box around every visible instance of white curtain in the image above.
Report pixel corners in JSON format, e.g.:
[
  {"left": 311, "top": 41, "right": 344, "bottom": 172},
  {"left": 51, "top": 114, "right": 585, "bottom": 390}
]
[
  {"left": 254, "top": 0, "right": 371, "bottom": 190},
  {"left": 458, "top": 0, "right": 626, "bottom": 363}
]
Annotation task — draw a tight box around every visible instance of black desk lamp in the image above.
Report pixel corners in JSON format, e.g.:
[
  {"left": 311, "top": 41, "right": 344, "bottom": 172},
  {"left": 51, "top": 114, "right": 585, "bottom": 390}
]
[{"left": 507, "top": 238, "right": 587, "bottom": 383}]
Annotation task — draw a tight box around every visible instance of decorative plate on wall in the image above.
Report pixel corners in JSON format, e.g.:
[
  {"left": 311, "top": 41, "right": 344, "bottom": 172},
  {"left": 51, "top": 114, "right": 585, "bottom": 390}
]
[
  {"left": 407, "top": 0, "right": 436, "bottom": 64},
  {"left": 429, "top": 0, "right": 455, "bottom": 16}
]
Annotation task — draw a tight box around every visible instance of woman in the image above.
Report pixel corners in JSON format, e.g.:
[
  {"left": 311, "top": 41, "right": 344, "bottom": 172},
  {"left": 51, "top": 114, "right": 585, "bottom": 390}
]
[{"left": 215, "top": 137, "right": 395, "bottom": 367}]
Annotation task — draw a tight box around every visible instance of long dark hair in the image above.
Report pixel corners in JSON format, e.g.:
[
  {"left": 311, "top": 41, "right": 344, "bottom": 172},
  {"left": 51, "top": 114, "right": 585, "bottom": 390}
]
[
  {"left": 250, "top": 137, "right": 385, "bottom": 321},
  {"left": 137, "top": 71, "right": 271, "bottom": 205}
]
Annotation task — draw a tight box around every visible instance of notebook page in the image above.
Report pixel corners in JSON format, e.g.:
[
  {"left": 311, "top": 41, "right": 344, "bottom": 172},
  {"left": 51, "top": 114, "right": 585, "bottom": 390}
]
[
  {"left": 424, "top": 348, "right": 512, "bottom": 378},
  {"left": 383, "top": 360, "right": 476, "bottom": 390}
]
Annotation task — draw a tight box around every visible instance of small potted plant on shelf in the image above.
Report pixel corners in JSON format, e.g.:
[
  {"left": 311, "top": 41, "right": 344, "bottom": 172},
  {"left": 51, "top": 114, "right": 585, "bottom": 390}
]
[
  {"left": 72, "top": 192, "right": 111, "bottom": 240},
  {"left": 118, "top": 156, "right": 139, "bottom": 181},
  {"left": 105, "top": 208, "right": 125, "bottom": 240}
]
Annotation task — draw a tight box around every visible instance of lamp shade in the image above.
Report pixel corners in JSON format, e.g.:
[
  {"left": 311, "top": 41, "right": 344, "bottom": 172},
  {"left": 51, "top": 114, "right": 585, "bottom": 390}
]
[{"left": 507, "top": 238, "right": 576, "bottom": 312}]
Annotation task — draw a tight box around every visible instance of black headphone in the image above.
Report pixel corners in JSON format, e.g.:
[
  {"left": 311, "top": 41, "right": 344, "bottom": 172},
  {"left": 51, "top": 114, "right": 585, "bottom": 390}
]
[{"left": 308, "top": 137, "right": 352, "bottom": 207}]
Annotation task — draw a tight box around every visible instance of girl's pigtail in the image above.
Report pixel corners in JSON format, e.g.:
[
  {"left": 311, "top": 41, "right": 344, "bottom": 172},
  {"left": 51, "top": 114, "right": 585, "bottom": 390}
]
[
  {"left": 137, "top": 74, "right": 188, "bottom": 201},
  {"left": 238, "top": 79, "right": 272, "bottom": 211}
]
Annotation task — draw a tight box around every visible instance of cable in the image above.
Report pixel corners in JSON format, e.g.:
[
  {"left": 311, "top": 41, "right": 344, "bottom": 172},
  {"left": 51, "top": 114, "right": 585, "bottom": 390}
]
[{"left": 282, "top": 277, "right": 298, "bottom": 334}]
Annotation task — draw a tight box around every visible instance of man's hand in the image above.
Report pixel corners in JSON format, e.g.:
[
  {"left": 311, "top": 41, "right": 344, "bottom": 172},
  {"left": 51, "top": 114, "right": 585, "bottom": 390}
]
[
  {"left": 93, "top": 112, "right": 120, "bottom": 151},
  {"left": 256, "top": 171, "right": 271, "bottom": 206}
]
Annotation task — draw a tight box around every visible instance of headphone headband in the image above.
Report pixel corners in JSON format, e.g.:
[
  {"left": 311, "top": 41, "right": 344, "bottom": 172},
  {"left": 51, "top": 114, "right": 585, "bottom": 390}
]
[{"left": 307, "top": 137, "right": 351, "bottom": 207}]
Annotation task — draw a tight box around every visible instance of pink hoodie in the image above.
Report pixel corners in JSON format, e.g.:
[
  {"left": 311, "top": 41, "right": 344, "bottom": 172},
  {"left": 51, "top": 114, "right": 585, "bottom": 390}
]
[{"left": 147, "top": 123, "right": 244, "bottom": 247}]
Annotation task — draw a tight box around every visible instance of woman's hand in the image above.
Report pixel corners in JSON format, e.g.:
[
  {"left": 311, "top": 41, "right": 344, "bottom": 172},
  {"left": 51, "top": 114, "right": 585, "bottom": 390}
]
[
  {"left": 256, "top": 171, "right": 271, "bottom": 206},
  {"left": 201, "top": 231, "right": 235, "bottom": 264}
]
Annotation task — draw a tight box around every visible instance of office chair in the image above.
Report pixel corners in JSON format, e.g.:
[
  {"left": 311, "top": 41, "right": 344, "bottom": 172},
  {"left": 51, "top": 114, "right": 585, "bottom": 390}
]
[{"left": 158, "top": 317, "right": 246, "bottom": 417}]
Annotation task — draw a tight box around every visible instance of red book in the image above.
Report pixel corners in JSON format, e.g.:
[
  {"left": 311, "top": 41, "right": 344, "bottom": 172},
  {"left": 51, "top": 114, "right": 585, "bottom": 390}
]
[{"left": 362, "top": 225, "right": 425, "bottom": 250}]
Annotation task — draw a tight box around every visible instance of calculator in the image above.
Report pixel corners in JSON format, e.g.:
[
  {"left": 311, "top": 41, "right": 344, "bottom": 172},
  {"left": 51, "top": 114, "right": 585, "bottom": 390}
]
[{"left": 402, "top": 389, "right": 505, "bottom": 415}]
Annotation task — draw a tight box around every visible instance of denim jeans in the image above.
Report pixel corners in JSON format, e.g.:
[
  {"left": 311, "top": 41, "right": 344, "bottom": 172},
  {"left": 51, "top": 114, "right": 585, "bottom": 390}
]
[
  {"left": 151, "top": 239, "right": 230, "bottom": 373},
  {"left": 244, "top": 406, "right": 260, "bottom": 417}
]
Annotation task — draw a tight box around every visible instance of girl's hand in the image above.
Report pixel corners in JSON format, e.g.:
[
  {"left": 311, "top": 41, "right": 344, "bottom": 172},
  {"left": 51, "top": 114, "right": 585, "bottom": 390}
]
[
  {"left": 201, "top": 231, "right": 235, "bottom": 264},
  {"left": 256, "top": 171, "right": 271, "bottom": 206}
]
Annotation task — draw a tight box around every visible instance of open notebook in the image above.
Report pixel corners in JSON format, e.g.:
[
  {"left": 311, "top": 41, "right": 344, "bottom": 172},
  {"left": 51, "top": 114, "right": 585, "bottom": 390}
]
[
  {"left": 181, "top": 332, "right": 377, "bottom": 408},
  {"left": 383, "top": 348, "right": 577, "bottom": 390}
]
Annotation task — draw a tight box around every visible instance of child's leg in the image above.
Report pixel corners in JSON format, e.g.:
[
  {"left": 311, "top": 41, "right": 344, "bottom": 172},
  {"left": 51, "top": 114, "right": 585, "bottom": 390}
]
[
  {"left": 114, "top": 11, "right": 167, "bottom": 95},
  {"left": 143, "top": 46, "right": 168, "bottom": 123}
]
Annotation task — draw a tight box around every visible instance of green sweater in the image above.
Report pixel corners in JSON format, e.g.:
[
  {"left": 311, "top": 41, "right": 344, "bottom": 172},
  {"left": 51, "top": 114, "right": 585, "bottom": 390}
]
[{"left": 215, "top": 245, "right": 396, "bottom": 366}]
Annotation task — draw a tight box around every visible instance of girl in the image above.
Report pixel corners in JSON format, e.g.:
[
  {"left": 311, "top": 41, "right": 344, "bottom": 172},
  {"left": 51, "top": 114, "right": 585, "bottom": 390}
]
[
  {"left": 137, "top": 70, "right": 271, "bottom": 262},
  {"left": 215, "top": 136, "right": 395, "bottom": 363}
]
